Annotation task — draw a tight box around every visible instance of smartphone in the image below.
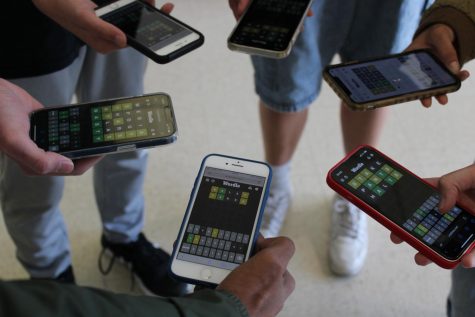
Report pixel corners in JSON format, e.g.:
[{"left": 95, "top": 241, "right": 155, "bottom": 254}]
[
  {"left": 327, "top": 145, "right": 475, "bottom": 269},
  {"left": 227, "top": 0, "right": 313, "bottom": 59},
  {"left": 323, "top": 50, "right": 461, "bottom": 111},
  {"left": 95, "top": 0, "right": 204, "bottom": 64},
  {"left": 30, "top": 93, "right": 177, "bottom": 159},
  {"left": 170, "top": 154, "right": 272, "bottom": 285}
]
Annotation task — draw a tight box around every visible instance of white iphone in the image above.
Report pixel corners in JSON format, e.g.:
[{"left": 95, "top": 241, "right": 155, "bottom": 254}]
[{"left": 170, "top": 154, "right": 272, "bottom": 286}]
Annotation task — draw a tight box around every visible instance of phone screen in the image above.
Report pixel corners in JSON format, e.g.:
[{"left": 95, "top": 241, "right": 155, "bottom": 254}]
[
  {"left": 327, "top": 51, "right": 459, "bottom": 103},
  {"left": 229, "top": 0, "right": 311, "bottom": 51},
  {"left": 176, "top": 166, "right": 267, "bottom": 270},
  {"left": 31, "top": 95, "right": 175, "bottom": 154},
  {"left": 330, "top": 147, "right": 475, "bottom": 260},
  {"left": 100, "top": 1, "right": 193, "bottom": 51}
]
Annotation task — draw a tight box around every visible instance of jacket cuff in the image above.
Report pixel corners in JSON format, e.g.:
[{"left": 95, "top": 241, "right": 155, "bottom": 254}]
[{"left": 416, "top": 6, "right": 475, "bottom": 65}]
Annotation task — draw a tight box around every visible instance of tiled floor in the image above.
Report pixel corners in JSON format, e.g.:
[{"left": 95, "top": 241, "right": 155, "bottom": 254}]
[{"left": 2, "top": 1, "right": 475, "bottom": 316}]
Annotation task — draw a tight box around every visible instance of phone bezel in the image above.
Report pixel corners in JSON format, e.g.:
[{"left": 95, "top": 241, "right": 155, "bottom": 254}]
[
  {"left": 323, "top": 49, "right": 462, "bottom": 111},
  {"left": 95, "top": 0, "right": 204, "bottom": 64},
  {"left": 169, "top": 154, "right": 272, "bottom": 286},
  {"left": 326, "top": 145, "right": 475, "bottom": 269},
  {"left": 29, "top": 93, "right": 178, "bottom": 159},
  {"left": 227, "top": 0, "right": 313, "bottom": 59}
]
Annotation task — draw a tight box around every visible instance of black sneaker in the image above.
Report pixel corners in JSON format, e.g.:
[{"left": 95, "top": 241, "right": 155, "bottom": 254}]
[
  {"left": 32, "top": 265, "right": 76, "bottom": 284},
  {"left": 98, "top": 233, "right": 188, "bottom": 297}
]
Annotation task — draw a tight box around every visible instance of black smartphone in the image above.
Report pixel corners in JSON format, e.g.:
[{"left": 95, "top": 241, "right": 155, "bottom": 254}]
[
  {"left": 30, "top": 93, "right": 177, "bottom": 159},
  {"left": 170, "top": 154, "right": 271, "bottom": 286},
  {"left": 327, "top": 145, "right": 475, "bottom": 269},
  {"left": 323, "top": 50, "right": 461, "bottom": 110},
  {"left": 228, "top": 0, "right": 313, "bottom": 58},
  {"left": 95, "top": 0, "right": 204, "bottom": 64}
]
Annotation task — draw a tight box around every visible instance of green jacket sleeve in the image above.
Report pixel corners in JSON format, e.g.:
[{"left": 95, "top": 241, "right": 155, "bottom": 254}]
[
  {"left": 417, "top": 0, "right": 475, "bottom": 64},
  {"left": 0, "top": 280, "right": 249, "bottom": 317}
]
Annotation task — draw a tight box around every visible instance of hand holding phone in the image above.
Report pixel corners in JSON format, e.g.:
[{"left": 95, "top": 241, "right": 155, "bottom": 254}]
[
  {"left": 391, "top": 165, "right": 475, "bottom": 268},
  {"left": 323, "top": 50, "right": 461, "bottom": 110},
  {"left": 217, "top": 236, "right": 295, "bottom": 317},
  {"left": 170, "top": 154, "right": 271, "bottom": 286},
  {"left": 405, "top": 24, "right": 470, "bottom": 108},
  {"left": 96, "top": 0, "right": 204, "bottom": 64},
  {"left": 327, "top": 145, "right": 475, "bottom": 269},
  {"left": 228, "top": 0, "right": 313, "bottom": 59}
]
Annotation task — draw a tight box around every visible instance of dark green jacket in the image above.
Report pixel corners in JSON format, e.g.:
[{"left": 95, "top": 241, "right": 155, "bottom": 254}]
[{"left": 0, "top": 280, "right": 248, "bottom": 317}]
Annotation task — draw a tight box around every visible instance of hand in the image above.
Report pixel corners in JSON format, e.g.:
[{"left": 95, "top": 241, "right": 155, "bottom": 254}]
[
  {"left": 390, "top": 168, "right": 475, "bottom": 268},
  {"left": 32, "top": 0, "right": 174, "bottom": 54},
  {"left": 405, "top": 24, "right": 470, "bottom": 108},
  {"left": 0, "top": 79, "right": 101, "bottom": 175},
  {"left": 217, "top": 237, "right": 295, "bottom": 317},
  {"left": 228, "top": 0, "right": 313, "bottom": 20}
]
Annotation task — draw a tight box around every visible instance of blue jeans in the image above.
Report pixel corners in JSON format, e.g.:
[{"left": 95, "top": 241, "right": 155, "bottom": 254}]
[
  {"left": 252, "top": 0, "right": 433, "bottom": 112},
  {"left": 0, "top": 46, "right": 148, "bottom": 278}
]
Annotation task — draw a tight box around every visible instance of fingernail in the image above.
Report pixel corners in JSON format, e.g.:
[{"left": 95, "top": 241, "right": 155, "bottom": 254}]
[
  {"left": 57, "top": 160, "right": 74, "bottom": 173},
  {"left": 449, "top": 61, "right": 460, "bottom": 74},
  {"left": 114, "top": 34, "right": 125, "bottom": 47}
]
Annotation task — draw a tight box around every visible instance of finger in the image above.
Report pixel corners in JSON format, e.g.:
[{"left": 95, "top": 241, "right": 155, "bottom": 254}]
[
  {"left": 438, "top": 166, "right": 475, "bottom": 212},
  {"left": 258, "top": 237, "right": 296, "bottom": 268},
  {"left": 431, "top": 29, "right": 459, "bottom": 74},
  {"left": 435, "top": 95, "right": 448, "bottom": 105},
  {"left": 414, "top": 253, "right": 432, "bottom": 266},
  {"left": 282, "top": 270, "right": 296, "bottom": 298},
  {"left": 461, "top": 251, "right": 475, "bottom": 268},
  {"left": 4, "top": 138, "right": 74, "bottom": 175},
  {"left": 82, "top": 11, "right": 127, "bottom": 48},
  {"left": 420, "top": 98, "right": 432, "bottom": 108},
  {"left": 390, "top": 232, "right": 404, "bottom": 244},
  {"left": 424, "top": 177, "right": 439, "bottom": 187},
  {"left": 307, "top": 8, "right": 314, "bottom": 17},
  {"left": 70, "top": 156, "right": 103, "bottom": 175},
  {"left": 160, "top": 2, "right": 174, "bottom": 14},
  {"left": 459, "top": 70, "right": 470, "bottom": 82}
]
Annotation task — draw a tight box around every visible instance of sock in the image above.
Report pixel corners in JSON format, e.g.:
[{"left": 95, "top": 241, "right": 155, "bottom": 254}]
[{"left": 269, "top": 161, "right": 292, "bottom": 193}]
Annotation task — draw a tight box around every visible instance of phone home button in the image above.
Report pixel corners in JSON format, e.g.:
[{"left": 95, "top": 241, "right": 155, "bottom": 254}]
[{"left": 200, "top": 269, "right": 212, "bottom": 280}]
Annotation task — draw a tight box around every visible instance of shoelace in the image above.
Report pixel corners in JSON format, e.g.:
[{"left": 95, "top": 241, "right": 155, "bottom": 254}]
[
  {"left": 98, "top": 247, "right": 137, "bottom": 291},
  {"left": 333, "top": 199, "right": 361, "bottom": 239}
]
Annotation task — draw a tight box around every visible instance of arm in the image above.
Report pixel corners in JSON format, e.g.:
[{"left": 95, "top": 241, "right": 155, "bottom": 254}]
[
  {"left": 0, "top": 281, "right": 246, "bottom": 317},
  {"left": 0, "top": 237, "right": 295, "bottom": 317},
  {"left": 0, "top": 79, "right": 100, "bottom": 175}
]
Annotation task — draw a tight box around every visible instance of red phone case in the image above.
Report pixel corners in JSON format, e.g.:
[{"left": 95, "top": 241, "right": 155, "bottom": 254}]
[{"left": 326, "top": 145, "right": 475, "bottom": 269}]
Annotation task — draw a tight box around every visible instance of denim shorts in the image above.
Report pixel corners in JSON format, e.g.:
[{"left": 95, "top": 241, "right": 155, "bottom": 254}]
[{"left": 252, "top": 0, "right": 434, "bottom": 112}]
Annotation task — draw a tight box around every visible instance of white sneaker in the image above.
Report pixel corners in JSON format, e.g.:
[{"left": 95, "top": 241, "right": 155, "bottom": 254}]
[
  {"left": 260, "top": 187, "right": 292, "bottom": 238},
  {"left": 329, "top": 195, "right": 368, "bottom": 276}
]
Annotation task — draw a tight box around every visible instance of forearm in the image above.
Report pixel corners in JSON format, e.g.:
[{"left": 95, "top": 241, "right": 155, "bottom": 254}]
[
  {"left": 417, "top": 1, "right": 475, "bottom": 64},
  {"left": 0, "top": 280, "right": 248, "bottom": 317}
]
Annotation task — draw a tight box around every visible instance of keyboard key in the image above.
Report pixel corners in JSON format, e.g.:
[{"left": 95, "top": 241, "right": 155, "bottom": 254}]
[
  {"left": 235, "top": 254, "right": 244, "bottom": 264},
  {"left": 222, "top": 251, "right": 229, "bottom": 261},
  {"left": 236, "top": 233, "right": 243, "bottom": 243},
  {"left": 218, "top": 240, "right": 225, "bottom": 250},
  {"left": 209, "top": 248, "right": 216, "bottom": 258},
  {"left": 193, "top": 225, "right": 200, "bottom": 235},
  {"left": 212, "top": 238, "right": 219, "bottom": 248},
  {"left": 242, "top": 235, "right": 250, "bottom": 244},
  {"left": 230, "top": 232, "right": 237, "bottom": 242},
  {"left": 215, "top": 250, "right": 223, "bottom": 260},
  {"left": 196, "top": 246, "right": 204, "bottom": 256},
  {"left": 190, "top": 245, "right": 197, "bottom": 255},
  {"left": 224, "top": 241, "right": 232, "bottom": 251},
  {"left": 228, "top": 252, "right": 235, "bottom": 262},
  {"left": 205, "top": 237, "right": 213, "bottom": 247},
  {"left": 203, "top": 247, "right": 210, "bottom": 257},
  {"left": 199, "top": 236, "right": 206, "bottom": 246}
]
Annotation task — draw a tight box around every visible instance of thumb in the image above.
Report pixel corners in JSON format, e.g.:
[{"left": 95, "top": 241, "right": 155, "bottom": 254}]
[{"left": 433, "top": 29, "right": 460, "bottom": 74}]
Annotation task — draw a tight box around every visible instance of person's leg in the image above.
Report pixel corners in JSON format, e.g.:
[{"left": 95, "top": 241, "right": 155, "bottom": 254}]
[
  {"left": 0, "top": 48, "right": 86, "bottom": 279},
  {"left": 76, "top": 47, "right": 148, "bottom": 244},
  {"left": 253, "top": 0, "right": 355, "bottom": 237},
  {"left": 447, "top": 266, "right": 475, "bottom": 317},
  {"left": 329, "top": 0, "right": 435, "bottom": 276},
  {"left": 77, "top": 47, "right": 187, "bottom": 296}
]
